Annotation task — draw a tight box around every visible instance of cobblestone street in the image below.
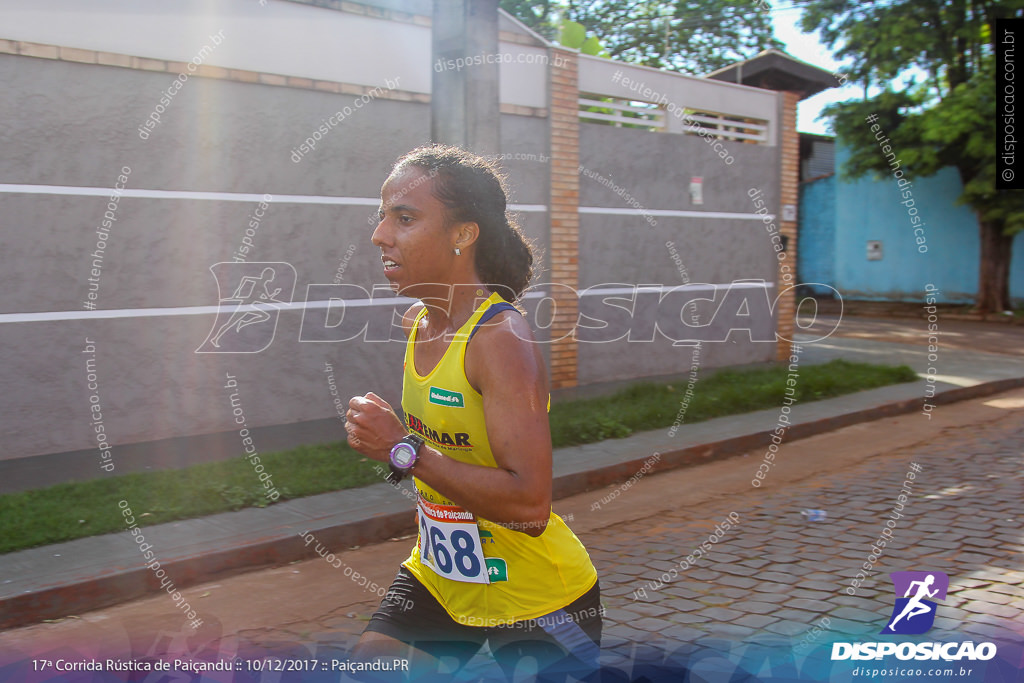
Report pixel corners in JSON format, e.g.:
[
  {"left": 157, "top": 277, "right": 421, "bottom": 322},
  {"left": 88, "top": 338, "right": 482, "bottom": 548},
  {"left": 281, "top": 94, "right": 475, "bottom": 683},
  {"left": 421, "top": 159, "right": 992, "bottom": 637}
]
[{"left": 589, "top": 404, "right": 1023, "bottom": 680}]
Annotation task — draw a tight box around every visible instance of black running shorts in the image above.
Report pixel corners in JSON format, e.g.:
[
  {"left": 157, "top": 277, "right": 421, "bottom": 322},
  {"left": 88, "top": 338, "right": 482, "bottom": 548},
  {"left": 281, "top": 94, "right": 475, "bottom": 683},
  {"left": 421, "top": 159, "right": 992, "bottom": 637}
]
[{"left": 365, "top": 567, "right": 602, "bottom": 675}]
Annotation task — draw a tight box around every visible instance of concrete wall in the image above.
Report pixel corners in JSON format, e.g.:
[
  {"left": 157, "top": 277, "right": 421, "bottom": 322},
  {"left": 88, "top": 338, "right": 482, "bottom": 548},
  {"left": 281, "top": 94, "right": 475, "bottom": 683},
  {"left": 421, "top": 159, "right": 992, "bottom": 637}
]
[
  {"left": 0, "top": 0, "right": 788, "bottom": 477},
  {"left": 833, "top": 145, "right": 1024, "bottom": 304},
  {"left": 1, "top": 0, "right": 550, "bottom": 110},
  {"left": 4, "top": 0, "right": 431, "bottom": 91},
  {"left": 578, "top": 53, "right": 778, "bottom": 145},
  {"left": 0, "top": 50, "right": 548, "bottom": 466},
  {"left": 575, "top": 122, "right": 780, "bottom": 385}
]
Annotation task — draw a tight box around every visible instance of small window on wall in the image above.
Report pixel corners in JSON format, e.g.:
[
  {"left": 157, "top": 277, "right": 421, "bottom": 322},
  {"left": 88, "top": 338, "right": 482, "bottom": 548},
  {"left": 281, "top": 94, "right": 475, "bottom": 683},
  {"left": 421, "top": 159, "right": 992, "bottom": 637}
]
[{"left": 867, "top": 241, "right": 883, "bottom": 260}]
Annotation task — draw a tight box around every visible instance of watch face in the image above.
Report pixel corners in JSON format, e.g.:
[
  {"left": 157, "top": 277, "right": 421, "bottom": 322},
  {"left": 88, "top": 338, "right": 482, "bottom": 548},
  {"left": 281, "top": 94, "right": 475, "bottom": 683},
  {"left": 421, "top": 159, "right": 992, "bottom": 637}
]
[{"left": 391, "top": 443, "right": 417, "bottom": 469}]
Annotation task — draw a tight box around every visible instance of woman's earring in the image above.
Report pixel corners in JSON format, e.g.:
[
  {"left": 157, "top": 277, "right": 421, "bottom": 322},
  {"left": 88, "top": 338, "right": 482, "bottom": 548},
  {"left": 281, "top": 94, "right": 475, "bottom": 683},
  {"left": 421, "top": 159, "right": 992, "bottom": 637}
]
[{"left": 454, "top": 248, "right": 461, "bottom": 255}]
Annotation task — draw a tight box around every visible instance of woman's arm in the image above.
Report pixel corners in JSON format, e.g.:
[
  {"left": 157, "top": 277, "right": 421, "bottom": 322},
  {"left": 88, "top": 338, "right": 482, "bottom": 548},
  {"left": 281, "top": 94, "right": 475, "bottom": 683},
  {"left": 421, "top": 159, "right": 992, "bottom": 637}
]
[{"left": 345, "top": 310, "right": 552, "bottom": 536}]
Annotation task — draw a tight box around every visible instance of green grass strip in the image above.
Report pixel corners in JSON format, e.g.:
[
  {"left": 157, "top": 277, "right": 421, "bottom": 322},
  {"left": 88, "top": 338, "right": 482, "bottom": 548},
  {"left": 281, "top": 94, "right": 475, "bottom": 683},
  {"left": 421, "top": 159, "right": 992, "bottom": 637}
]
[
  {"left": 0, "top": 359, "right": 916, "bottom": 554},
  {"left": 549, "top": 359, "right": 918, "bottom": 447},
  {"left": 0, "top": 445, "right": 381, "bottom": 554}
]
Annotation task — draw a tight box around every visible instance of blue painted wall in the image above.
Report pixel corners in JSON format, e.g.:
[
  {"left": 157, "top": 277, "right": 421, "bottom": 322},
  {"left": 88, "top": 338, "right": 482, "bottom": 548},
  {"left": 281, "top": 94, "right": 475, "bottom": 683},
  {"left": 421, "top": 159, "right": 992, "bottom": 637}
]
[
  {"left": 814, "top": 143, "right": 1024, "bottom": 306},
  {"left": 1014, "top": 232, "right": 1024, "bottom": 305},
  {"left": 797, "top": 174, "right": 835, "bottom": 296}
]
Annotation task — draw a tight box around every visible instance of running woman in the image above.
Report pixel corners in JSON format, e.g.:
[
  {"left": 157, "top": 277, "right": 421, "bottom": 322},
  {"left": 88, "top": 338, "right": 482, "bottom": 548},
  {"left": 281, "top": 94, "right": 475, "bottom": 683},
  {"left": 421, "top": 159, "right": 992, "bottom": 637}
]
[{"left": 344, "top": 146, "right": 601, "bottom": 679}]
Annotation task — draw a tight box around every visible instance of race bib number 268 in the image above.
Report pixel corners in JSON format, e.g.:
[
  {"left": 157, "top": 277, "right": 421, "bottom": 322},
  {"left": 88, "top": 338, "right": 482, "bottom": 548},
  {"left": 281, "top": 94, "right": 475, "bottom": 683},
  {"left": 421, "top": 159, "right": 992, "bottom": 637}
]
[{"left": 417, "top": 499, "right": 489, "bottom": 584}]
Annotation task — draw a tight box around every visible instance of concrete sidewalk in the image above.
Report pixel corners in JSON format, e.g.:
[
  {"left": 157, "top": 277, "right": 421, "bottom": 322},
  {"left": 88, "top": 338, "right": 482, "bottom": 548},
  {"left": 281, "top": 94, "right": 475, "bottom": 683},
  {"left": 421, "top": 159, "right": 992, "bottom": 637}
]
[{"left": 3, "top": 328, "right": 1024, "bottom": 630}]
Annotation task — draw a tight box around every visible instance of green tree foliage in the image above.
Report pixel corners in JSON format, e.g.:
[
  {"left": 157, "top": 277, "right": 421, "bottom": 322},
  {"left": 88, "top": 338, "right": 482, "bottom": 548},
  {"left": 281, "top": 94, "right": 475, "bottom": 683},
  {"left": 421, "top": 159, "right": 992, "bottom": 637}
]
[
  {"left": 500, "top": 0, "right": 563, "bottom": 40},
  {"left": 566, "top": 0, "right": 782, "bottom": 74},
  {"left": 501, "top": 1, "right": 607, "bottom": 54},
  {"left": 559, "top": 17, "right": 607, "bottom": 55},
  {"left": 803, "top": 0, "right": 1024, "bottom": 312},
  {"left": 502, "top": 0, "right": 782, "bottom": 74}
]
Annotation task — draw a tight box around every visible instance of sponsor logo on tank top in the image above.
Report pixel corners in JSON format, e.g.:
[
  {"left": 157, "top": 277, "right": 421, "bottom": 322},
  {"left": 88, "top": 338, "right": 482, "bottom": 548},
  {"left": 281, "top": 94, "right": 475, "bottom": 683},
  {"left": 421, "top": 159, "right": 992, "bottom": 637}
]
[
  {"left": 407, "top": 412, "right": 472, "bottom": 449},
  {"left": 485, "top": 558, "right": 508, "bottom": 582},
  {"left": 429, "top": 386, "right": 465, "bottom": 408}
]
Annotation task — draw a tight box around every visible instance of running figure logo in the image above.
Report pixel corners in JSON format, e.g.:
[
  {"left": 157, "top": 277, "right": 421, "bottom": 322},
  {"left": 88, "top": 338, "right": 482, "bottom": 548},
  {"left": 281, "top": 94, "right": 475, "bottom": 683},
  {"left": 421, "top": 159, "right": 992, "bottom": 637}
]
[
  {"left": 882, "top": 571, "right": 949, "bottom": 635},
  {"left": 196, "top": 262, "right": 296, "bottom": 353}
]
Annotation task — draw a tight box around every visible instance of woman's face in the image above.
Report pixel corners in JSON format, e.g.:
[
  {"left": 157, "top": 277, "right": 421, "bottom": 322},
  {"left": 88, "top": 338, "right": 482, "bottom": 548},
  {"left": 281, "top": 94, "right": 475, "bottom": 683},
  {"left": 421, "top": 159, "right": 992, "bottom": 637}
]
[{"left": 372, "top": 166, "right": 456, "bottom": 296}]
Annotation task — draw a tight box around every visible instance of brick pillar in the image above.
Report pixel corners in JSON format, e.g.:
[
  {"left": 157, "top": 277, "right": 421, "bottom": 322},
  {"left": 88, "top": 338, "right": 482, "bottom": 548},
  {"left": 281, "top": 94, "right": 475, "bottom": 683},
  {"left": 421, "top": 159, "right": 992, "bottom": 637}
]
[
  {"left": 776, "top": 90, "right": 800, "bottom": 361},
  {"left": 548, "top": 48, "right": 579, "bottom": 389}
]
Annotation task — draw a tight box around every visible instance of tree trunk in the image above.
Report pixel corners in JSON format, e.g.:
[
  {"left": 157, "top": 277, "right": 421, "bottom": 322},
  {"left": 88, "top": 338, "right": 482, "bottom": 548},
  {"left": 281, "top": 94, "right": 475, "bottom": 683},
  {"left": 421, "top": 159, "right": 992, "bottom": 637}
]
[{"left": 975, "top": 216, "right": 1013, "bottom": 314}]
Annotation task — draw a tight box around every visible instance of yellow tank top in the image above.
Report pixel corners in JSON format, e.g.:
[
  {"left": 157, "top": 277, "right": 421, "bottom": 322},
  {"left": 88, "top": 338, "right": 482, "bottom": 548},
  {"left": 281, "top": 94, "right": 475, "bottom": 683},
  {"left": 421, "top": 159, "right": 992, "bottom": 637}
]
[{"left": 400, "top": 292, "right": 598, "bottom": 625}]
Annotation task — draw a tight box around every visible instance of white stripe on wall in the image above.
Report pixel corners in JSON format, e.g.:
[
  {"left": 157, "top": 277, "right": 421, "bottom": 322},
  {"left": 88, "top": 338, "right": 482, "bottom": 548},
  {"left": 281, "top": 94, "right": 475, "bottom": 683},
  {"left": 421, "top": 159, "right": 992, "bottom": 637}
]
[
  {"left": 0, "top": 299, "right": 408, "bottom": 324},
  {"left": 585, "top": 283, "right": 774, "bottom": 297},
  {"left": 0, "top": 284, "right": 770, "bottom": 324},
  {"left": 0, "top": 185, "right": 772, "bottom": 219},
  {"left": 0, "top": 184, "right": 547, "bottom": 212},
  {"left": 580, "top": 207, "right": 775, "bottom": 220}
]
